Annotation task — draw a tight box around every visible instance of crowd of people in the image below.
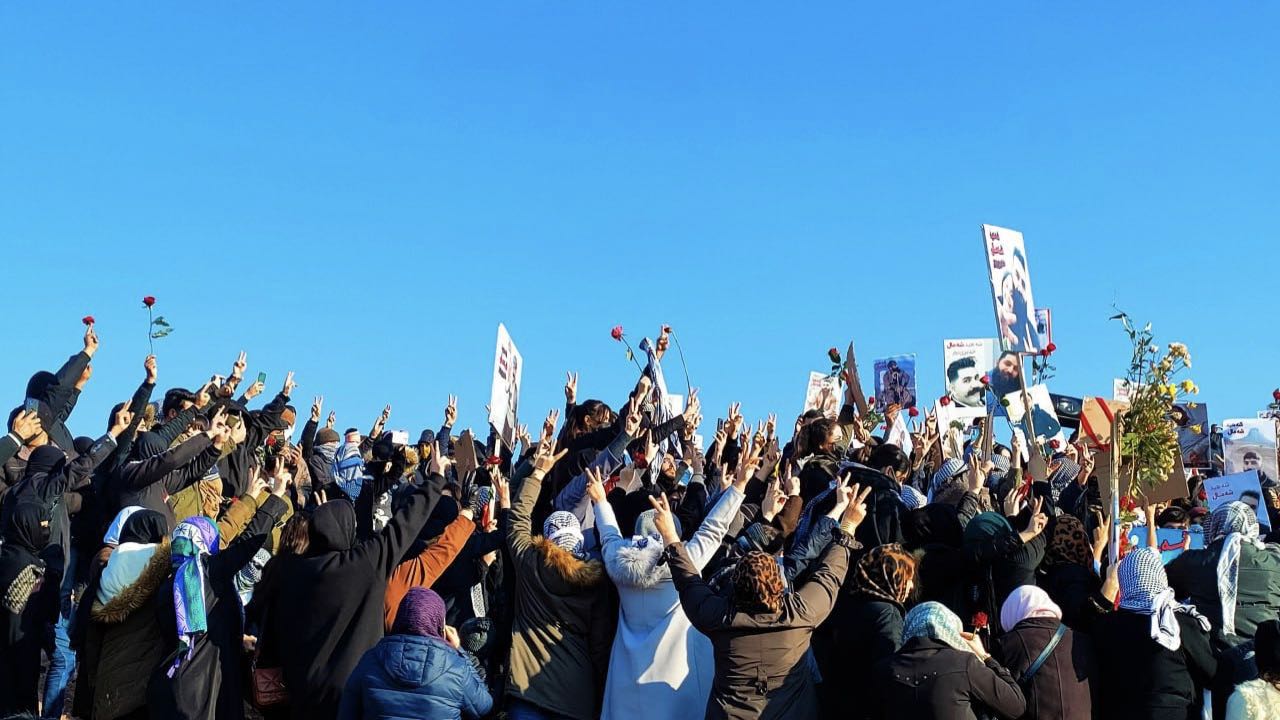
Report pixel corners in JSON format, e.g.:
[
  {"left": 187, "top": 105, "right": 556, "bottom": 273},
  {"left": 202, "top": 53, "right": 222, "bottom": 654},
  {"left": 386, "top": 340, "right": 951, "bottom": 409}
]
[{"left": 2, "top": 322, "right": 1280, "bottom": 720}]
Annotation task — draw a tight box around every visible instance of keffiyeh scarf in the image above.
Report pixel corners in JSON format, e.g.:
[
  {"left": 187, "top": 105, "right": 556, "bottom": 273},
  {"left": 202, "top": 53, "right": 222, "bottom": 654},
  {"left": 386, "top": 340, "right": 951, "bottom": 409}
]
[
  {"left": 1208, "top": 501, "right": 1267, "bottom": 636},
  {"left": 544, "top": 511, "right": 585, "bottom": 558},
  {"left": 1118, "top": 547, "right": 1208, "bottom": 651},
  {"left": 902, "top": 601, "right": 969, "bottom": 651},
  {"left": 169, "top": 516, "right": 220, "bottom": 675},
  {"left": 332, "top": 441, "right": 370, "bottom": 500}
]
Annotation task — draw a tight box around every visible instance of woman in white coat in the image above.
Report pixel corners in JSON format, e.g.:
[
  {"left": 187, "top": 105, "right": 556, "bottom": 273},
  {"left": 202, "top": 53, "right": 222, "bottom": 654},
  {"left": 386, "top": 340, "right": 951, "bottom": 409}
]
[{"left": 585, "top": 460, "right": 749, "bottom": 720}]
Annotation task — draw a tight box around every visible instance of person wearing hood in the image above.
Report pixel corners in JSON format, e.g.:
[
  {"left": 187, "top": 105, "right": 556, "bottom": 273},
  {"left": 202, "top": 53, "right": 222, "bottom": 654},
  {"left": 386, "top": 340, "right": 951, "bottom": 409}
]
[
  {"left": 1093, "top": 547, "right": 1217, "bottom": 719},
  {"left": 111, "top": 407, "right": 230, "bottom": 528},
  {"left": 664, "top": 474, "right": 867, "bottom": 720},
  {"left": 504, "top": 435, "right": 611, "bottom": 720},
  {"left": 0, "top": 502, "right": 57, "bottom": 715},
  {"left": 828, "top": 543, "right": 917, "bottom": 720},
  {"left": 589, "top": 445, "right": 746, "bottom": 720},
  {"left": 963, "top": 507, "right": 1049, "bottom": 635},
  {"left": 1226, "top": 619, "right": 1280, "bottom": 719},
  {"left": 72, "top": 508, "right": 171, "bottom": 720},
  {"left": 1166, "top": 501, "right": 1280, "bottom": 648},
  {"left": 340, "top": 588, "right": 492, "bottom": 720},
  {"left": 148, "top": 475, "right": 291, "bottom": 720},
  {"left": 19, "top": 323, "right": 99, "bottom": 461},
  {"left": 870, "top": 601, "right": 1027, "bottom": 720},
  {"left": 247, "top": 439, "right": 446, "bottom": 720},
  {"left": 1037, "top": 513, "right": 1112, "bottom": 632},
  {"left": 993, "top": 585, "right": 1094, "bottom": 720}
]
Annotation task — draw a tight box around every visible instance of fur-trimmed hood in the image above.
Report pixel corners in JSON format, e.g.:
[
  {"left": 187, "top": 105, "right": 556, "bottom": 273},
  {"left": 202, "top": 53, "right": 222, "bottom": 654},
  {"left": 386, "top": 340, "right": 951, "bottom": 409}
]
[
  {"left": 91, "top": 539, "right": 171, "bottom": 624},
  {"left": 605, "top": 538, "right": 670, "bottom": 589},
  {"left": 532, "top": 537, "right": 605, "bottom": 589},
  {"left": 1231, "top": 679, "right": 1280, "bottom": 719}
]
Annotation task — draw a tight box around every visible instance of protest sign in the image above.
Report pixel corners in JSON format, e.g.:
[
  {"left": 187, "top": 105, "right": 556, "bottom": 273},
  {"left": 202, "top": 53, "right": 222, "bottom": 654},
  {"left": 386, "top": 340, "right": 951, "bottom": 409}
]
[
  {"left": 942, "top": 339, "right": 995, "bottom": 409},
  {"left": 1035, "top": 307, "right": 1053, "bottom": 349},
  {"left": 986, "top": 350, "right": 1024, "bottom": 416},
  {"left": 455, "top": 429, "right": 479, "bottom": 482},
  {"left": 488, "top": 323, "right": 523, "bottom": 450},
  {"left": 803, "top": 372, "right": 840, "bottom": 418},
  {"left": 886, "top": 409, "right": 914, "bottom": 457},
  {"left": 935, "top": 397, "right": 984, "bottom": 459},
  {"left": 1203, "top": 469, "right": 1268, "bottom": 524},
  {"left": 981, "top": 224, "right": 1041, "bottom": 353},
  {"left": 1172, "top": 402, "right": 1211, "bottom": 469},
  {"left": 873, "top": 354, "right": 917, "bottom": 412},
  {"left": 1094, "top": 449, "right": 1190, "bottom": 506},
  {"left": 1125, "top": 526, "right": 1205, "bottom": 564},
  {"left": 1221, "top": 418, "right": 1278, "bottom": 478},
  {"left": 1001, "top": 384, "right": 1065, "bottom": 451},
  {"left": 1113, "top": 378, "right": 1136, "bottom": 403},
  {"left": 1079, "top": 397, "right": 1127, "bottom": 449}
]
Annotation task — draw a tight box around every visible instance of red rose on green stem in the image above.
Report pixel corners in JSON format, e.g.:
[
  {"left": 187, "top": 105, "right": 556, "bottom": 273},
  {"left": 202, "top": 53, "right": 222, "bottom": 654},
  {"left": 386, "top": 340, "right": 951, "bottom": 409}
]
[
  {"left": 971, "top": 611, "right": 989, "bottom": 629},
  {"left": 980, "top": 374, "right": 990, "bottom": 386},
  {"left": 82, "top": 315, "right": 95, "bottom": 325},
  {"left": 1046, "top": 342, "right": 1057, "bottom": 353},
  {"left": 142, "top": 296, "right": 156, "bottom": 308},
  {"left": 867, "top": 396, "right": 875, "bottom": 405},
  {"left": 939, "top": 396, "right": 951, "bottom": 407},
  {"left": 908, "top": 406, "right": 919, "bottom": 418},
  {"left": 827, "top": 347, "right": 841, "bottom": 364},
  {"left": 610, "top": 325, "right": 624, "bottom": 341}
]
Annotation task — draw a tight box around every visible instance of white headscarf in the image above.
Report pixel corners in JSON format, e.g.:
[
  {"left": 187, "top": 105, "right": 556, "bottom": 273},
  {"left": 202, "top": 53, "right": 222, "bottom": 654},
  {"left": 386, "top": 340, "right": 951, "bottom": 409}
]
[
  {"left": 103, "top": 505, "right": 144, "bottom": 546},
  {"left": 1000, "top": 585, "right": 1062, "bottom": 632}
]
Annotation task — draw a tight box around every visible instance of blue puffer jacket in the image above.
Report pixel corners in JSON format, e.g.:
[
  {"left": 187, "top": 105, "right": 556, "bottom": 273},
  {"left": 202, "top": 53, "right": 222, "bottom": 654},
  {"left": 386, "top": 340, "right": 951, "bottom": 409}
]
[{"left": 338, "top": 633, "right": 493, "bottom": 720}]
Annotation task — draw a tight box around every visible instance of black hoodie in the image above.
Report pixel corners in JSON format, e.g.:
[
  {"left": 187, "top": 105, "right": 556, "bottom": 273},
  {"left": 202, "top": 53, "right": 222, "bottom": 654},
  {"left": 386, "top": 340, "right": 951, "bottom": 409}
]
[
  {"left": 0, "top": 502, "right": 56, "bottom": 716},
  {"left": 110, "top": 432, "right": 220, "bottom": 529},
  {"left": 247, "top": 472, "right": 445, "bottom": 720}
]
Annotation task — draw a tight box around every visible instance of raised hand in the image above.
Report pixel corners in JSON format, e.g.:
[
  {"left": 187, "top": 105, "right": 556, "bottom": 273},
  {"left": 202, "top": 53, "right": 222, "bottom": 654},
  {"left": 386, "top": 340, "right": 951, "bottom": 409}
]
[
  {"left": 682, "top": 389, "right": 701, "bottom": 425},
  {"left": 647, "top": 492, "right": 680, "bottom": 545},
  {"left": 282, "top": 371, "right": 297, "bottom": 397},
  {"left": 765, "top": 413, "right": 777, "bottom": 443},
  {"left": 493, "top": 474, "right": 511, "bottom": 509},
  {"left": 725, "top": 402, "right": 744, "bottom": 437},
  {"left": 109, "top": 404, "right": 135, "bottom": 437},
  {"left": 624, "top": 400, "right": 642, "bottom": 437},
  {"left": 83, "top": 322, "right": 100, "bottom": 357},
  {"left": 444, "top": 395, "right": 457, "bottom": 426},
  {"left": 10, "top": 410, "right": 42, "bottom": 441},
  {"left": 76, "top": 363, "right": 93, "bottom": 390},
  {"left": 1020, "top": 496, "right": 1049, "bottom": 542},
  {"left": 205, "top": 407, "right": 230, "bottom": 442},
  {"left": 231, "top": 350, "right": 247, "bottom": 381},
  {"left": 144, "top": 355, "right": 158, "bottom": 384},
  {"left": 565, "top": 372, "right": 578, "bottom": 405},
  {"left": 584, "top": 466, "right": 607, "bottom": 504},
  {"left": 325, "top": 410, "right": 336, "bottom": 429},
  {"left": 243, "top": 379, "right": 265, "bottom": 401},
  {"left": 530, "top": 439, "right": 568, "bottom": 478},
  {"left": 761, "top": 478, "right": 786, "bottom": 521},
  {"left": 842, "top": 483, "right": 873, "bottom": 529},
  {"left": 540, "top": 409, "right": 560, "bottom": 444},
  {"left": 960, "top": 631, "right": 991, "bottom": 661},
  {"left": 310, "top": 396, "right": 324, "bottom": 422}
]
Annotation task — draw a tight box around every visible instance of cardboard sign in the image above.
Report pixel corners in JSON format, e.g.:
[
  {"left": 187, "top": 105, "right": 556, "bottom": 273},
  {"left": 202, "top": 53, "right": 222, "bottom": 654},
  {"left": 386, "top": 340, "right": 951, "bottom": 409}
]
[
  {"left": 488, "top": 323, "right": 523, "bottom": 450},
  {"left": 943, "top": 338, "right": 995, "bottom": 409},
  {"left": 1173, "top": 402, "right": 1211, "bottom": 469},
  {"left": 1222, "top": 418, "right": 1278, "bottom": 480},
  {"left": 803, "top": 372, "right": 840, "bottom": 418},
  {"left": 1094, "top": 448, "right": 1189, "bottom": 506},
  {"left": 1203, "top": 470, "right": 1268, "bottom": 527},
  {"left": 1080, "top": 397, "right": 1128, "bottom": 449},
  {"left": 1125, "top": 526, "right": 1205, "bottom": 564},
  {"left": 873, "top": 354, "right": 918, "bottom": 412},
  {"left": 981, "top": 224, "right": 1041, "bottom": 353}
]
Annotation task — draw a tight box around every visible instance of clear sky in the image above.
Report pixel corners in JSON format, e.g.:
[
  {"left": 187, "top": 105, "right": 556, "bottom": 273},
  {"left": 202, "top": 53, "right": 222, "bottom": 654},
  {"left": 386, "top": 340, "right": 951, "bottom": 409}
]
[{"left": 2, "top": 4, "right": 1277, "bottom": 442}]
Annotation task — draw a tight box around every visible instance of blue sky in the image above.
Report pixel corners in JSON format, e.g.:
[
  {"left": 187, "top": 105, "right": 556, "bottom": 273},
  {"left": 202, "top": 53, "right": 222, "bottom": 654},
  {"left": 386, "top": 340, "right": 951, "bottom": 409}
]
[{"left": 2, "top": 3, "right": 1277, "bottom": 442}]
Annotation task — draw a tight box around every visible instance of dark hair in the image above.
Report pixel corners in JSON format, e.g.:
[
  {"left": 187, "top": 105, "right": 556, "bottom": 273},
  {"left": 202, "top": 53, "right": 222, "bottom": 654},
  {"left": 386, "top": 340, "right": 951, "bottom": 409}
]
[
  {"left": 1244, "top": 451, "right": 1261, "bottom": 460},
  {"left": 278, "top": 514, "right": 310, "bottom": 556},
  {"left": 1156, "top": 506, "right": 1189, "bottom": 527},
  {"left": 946, "top": 356, "right": 977, "bottom": 383},
  {"left": 867, "top": 443, "right": 911, "bottom": 477},
  {"left": 805, "top": 418, "right": 838, "bottom": 454},
  {"left": 1241, "top": 490, "right": 1261, "bottom": 502},
  {"left": 566, "top": 400, "right": 612, "bottom": 440}
]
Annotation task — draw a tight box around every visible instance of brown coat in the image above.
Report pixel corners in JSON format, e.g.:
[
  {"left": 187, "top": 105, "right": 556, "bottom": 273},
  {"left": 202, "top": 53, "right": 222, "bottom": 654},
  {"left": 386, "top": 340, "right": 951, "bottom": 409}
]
[
  {"left": 506, "top": 470, "right": 611, "bottom": 720},
  {"left": 383, "top": 514, "right": 475, "bottom": 632}
]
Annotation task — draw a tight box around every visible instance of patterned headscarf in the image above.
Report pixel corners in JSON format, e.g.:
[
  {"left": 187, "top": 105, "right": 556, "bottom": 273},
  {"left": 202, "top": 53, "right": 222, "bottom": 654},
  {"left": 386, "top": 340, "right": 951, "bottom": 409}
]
[
  {"left": 899, "top": 484, "right": 928, "bottom": 510},
  {"left": 988, "top": 454, "right": 1011, "bottom": 487},
  {"left": 169, "top": 516, "right": 221, "bottom": 675},
  {"left": 854, "top": 543, "right": 915, "bottom": 606},
  {"left": 1045, "top": 514, "right": 1093, "bottom": 568},
  {"left": 543, "top": 511, "right": 585, "bottom": 558},
  {"left": 1118, "top": 547, "right": 1208, "bottom": 651},
  {"left": 1046, "top": 457, "right": 1081, "bottom": 502},
  {"left": 902, "top": 601, "right": 969, "bottom": 651},
  {"left": 234, "top": 548, "right": 272, "bottom": 606},
  {"left": 1207, "top": 502, "right": 1266, "bottom": 636},
  {"left": 930, "top": 458, "right": 968, "bottom": 500}
]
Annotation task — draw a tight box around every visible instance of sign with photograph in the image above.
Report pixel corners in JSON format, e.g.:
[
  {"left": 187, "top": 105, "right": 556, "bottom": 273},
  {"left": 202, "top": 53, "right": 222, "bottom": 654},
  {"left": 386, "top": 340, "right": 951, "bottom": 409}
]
[
  {"left": 943, "top": 339, "right": 995, "bottom": 409},
  {"left": 1035, "top": 307, "right": 1053, "bottom": 350},
  {"left": 1002, "top": 384, "right": 1066, "bottom": 450},
  {"left": 1202, "top": 470, "right": 1269, "bottom": 528},
  {"left": 803, "top": 372, "right": 840, "bottom": 418},
  {"left": 873, "top": 354, "right": 918, "bottom": 412},
  {"left": 1125, "top": 526, "right": 1205, "bottom": 565},
  {"left": 1172, "top": 402, "right": 1211, "bottom": 469},
  {"left": 981, "top": 224, "right": 1041, "bottom": 353},
  {"left": 935, "top": 397, "right": 985, "bottom": 459},
  {"left": 1222, "top": 418, "right": 1278, "bottom": 479}
]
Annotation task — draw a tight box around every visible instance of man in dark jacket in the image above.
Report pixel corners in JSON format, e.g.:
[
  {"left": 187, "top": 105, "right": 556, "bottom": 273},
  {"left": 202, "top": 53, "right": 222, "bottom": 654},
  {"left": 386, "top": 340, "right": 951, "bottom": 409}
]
[{"left": 110, "top": 414, "right": 226, "bottom": 529}]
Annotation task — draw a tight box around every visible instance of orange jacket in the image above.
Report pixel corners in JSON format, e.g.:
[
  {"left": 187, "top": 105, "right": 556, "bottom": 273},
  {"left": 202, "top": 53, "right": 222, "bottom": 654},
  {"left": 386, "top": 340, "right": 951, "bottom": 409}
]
[{"left": 383, "top": 514, "right": 475, "bottom": 632}]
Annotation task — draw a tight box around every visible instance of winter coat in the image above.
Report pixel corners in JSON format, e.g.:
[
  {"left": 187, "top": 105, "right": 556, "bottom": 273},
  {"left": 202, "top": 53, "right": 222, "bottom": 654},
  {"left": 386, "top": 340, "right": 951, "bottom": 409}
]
[
  {"left": 829, "top": 596, "right": 904, "bottom": 720},
  {"left": 992, "top": 616, "right": 1094, "bottom": 720},
  {"left": 1037, "top": 562, "right": 1110, "bottom": 633},
  {"left": 1165, "top": 539, "right": 1280, "bottom": 645},
  {"left": 1092, "top": 609, "right": 1217, "bottom": 720},
  {"left": 668, "top": 527, "right": 859, "bottom": 720},
  {"left": 81, "top": 540, "right": 173, "bottom": 720},
  {"left": 869, "top": 636, "right": 1027, "bottom": 720},
  {"left": 432, "top": 514, "right": 507, "bottom": 628},
  {"left": 0, "top": 503, "right": 59, "bottom": 716},
  {"left": 146, "top": 494, "right": 288, "bottom": 720},
  {"left": 594, "top": 484, "right": 744, "bottom": 720},
  {"left": 338, "top": 634, "right": 493, "bottom": 720},
  {"left": 112, "top": 434, "right": 221, "bottom": 529},
  {"left": 249, "top": 474, "right": 444, "bottom": 720},
  {"left": 383, "top": 513, "right": 474, "bottom": 632},
  {"left": 1226, "top": 678, "right": 1280, "bottom": 720},
  {"left": 505, "top": 467, "right": 612, "bottom": 720}
]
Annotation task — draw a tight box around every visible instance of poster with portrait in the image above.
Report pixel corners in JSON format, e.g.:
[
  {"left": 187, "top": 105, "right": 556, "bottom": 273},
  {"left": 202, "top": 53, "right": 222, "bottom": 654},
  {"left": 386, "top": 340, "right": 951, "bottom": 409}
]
[
  {"left": 1002, "top": 384, "right": 1065, "bottom": 451},
  {"left": 488, "top": 323, "right": 523, "bottom": 450},
  {"left": 1202, "top": 470, "right": 1269, "bottom": 528},
  {"left": 935, "top": 397, "right": 984, "bottom": 459},
  {"left": 943, "top": 339, "right": 995, "bottom": 409},
  {"left": 1173, "top": 402, "right": 1211, "bottom": 469},
  {"left": 981, "top": 224, "right": 1041, "bottom": 353},
  {"left": 1035, "top": 307, "right": 1053, "bottom": 350},
  {"left": 873, "top": 354, "right": 917, "bottom": 412},
  {"left": 803, "top": 372, "right": 840, "bottom": 418},
  {"left": 1222, "top": 418, "right": 1279, "bottom": 480}
]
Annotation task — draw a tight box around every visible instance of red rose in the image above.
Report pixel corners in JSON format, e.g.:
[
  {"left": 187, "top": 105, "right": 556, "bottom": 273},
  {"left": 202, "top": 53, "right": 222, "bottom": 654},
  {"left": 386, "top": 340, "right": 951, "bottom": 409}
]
[
  {"left": 485, "top": 455, "right": 502, "bottom": 466},
  {"left": 662, "top": 325, "right": 672, "bottom": 334},
  {"left": 82, "top": 315, "right": 95, "bottom": 325},
  {"left": 827, "top": 347, "right": 841, "bottom": 364},
  {"left": 980, "top": 374, "right": 990, "bottom": 385},
  {"left": 1273, "top": 388, "right": 1280, "bottom": 402},
  {"left": 867, "top": 396, "right": 876, "bottom": 405},
  {"left": 1050, "top": 439, "right": 1060, "bottom": 449},
  {"left": 610, "top": 325, "right": 624, "bottom": 341},
  {"left": 1046, "top": 342, "right": 1057, "bottom": 353},
  {"left": 908, "top": 407, "right": 919, "bottom": 418},
  {"left": 1198, "top": 486, "right": 1207, "bottom": 501},
  {"left": 972, "top": 611, "right": 989, "bottom": 629},
  {"left": 939, "top": 396, "right": 951, "bottom": 407},
  {"left": 142, "top": 296, "right": 156, "bottom": 307}
]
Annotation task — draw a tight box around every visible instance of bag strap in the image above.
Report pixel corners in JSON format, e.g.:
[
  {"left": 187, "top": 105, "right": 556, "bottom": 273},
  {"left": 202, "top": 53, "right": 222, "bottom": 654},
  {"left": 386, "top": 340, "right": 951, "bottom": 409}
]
[{"left": 1019, "top": 623, "right": 1066, "bottom": 685}]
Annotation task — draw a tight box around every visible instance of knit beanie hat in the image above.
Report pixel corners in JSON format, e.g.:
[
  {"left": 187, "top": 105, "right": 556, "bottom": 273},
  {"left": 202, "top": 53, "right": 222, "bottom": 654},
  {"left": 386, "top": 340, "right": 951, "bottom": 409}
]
[
  {"left": 315, "top": 428, "right": 340, "bottom": 445},
  {"left": 458, "top": 616, "right": 494, "bottom": 656},
  {"left": 392, "top": 587, "right": 446, "bottom": 639},
  {"left": 543, "top": 511, "right": 585, "bottom": 557},
  {"left": 635, "top": 508, "right": 682, "bottom": 540}
]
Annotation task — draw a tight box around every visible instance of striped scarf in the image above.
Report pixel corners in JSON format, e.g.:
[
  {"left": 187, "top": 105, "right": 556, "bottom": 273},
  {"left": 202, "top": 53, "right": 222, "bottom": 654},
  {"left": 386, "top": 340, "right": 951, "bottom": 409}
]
[{"left": 169, "top": 516, "right": 220, "bottom": 675}]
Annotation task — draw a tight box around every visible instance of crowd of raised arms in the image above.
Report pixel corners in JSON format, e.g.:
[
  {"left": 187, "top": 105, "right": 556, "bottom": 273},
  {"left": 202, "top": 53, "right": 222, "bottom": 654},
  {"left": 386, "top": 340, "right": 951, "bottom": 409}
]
[{"left": 3, "top": 322, "right": 1280, "bottom": 720}]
